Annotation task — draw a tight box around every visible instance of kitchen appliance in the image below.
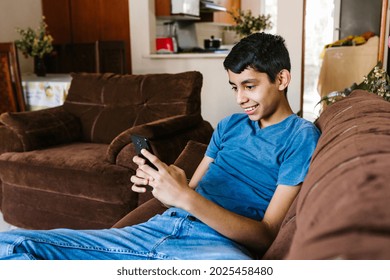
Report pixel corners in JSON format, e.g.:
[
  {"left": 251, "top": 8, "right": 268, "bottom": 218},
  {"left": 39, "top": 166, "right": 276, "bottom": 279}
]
[
  {"left": 204, "top": 36, "right": 222, "bottom": 49},
  {"left": 156, "top": 37, "right": 178, "bottom": 53},
  {"left": 174, "top": 22, "right": 228, "bottom": 53},
  {"left": 171, "top": 0, "right": 200, "bottom": 16},
  {"left": 200, "top": 0, "right": 227, "bottom": 12},
  {"left": 156, "top": 21, "right": 178, "bottom": 53}
]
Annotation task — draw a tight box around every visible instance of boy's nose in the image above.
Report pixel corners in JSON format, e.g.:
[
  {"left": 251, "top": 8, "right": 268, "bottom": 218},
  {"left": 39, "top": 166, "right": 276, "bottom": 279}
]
[{"left": 236, "top": 90, "right": 248, "bottom": 104}]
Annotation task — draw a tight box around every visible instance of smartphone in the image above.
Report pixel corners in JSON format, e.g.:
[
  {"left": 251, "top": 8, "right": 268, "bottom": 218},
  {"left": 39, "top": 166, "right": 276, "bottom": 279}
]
[{"left": 131, "top": 134, "right": 157, "bottom": 170}]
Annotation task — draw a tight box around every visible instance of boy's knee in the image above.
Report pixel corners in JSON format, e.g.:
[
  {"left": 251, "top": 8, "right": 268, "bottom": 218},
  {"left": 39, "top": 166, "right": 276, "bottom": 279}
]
[{"left": 0, "top": 231, "right": 34, "bottom": 259}]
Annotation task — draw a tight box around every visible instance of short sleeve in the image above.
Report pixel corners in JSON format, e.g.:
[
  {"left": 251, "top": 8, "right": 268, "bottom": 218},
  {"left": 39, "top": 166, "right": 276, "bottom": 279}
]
[
  {"left": 277, "top": 126, "right": 320, "bottom": 186},
  {"left": 205, "top": 116, "right": 230, "bottom": 159}
]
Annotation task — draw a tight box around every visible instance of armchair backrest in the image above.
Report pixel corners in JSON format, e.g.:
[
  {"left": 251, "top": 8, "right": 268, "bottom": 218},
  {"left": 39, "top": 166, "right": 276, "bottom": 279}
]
[{"left": 63, "top": 71, "right": 203, "bottom": 143}]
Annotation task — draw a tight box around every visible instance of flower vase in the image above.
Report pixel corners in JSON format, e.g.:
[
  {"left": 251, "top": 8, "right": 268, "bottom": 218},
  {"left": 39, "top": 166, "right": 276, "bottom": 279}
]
[
  {"left": 34, "top": 56, "right": 46, "bottom": 77},
  {"left": 223, "top": 29, "right": 241, "bottom": 45}
]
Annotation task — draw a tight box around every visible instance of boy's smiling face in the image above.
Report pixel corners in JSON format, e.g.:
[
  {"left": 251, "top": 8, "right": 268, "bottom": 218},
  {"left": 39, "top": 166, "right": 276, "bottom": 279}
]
[{"left": 228, "top": 67, "right": 290, "bottom": 127}]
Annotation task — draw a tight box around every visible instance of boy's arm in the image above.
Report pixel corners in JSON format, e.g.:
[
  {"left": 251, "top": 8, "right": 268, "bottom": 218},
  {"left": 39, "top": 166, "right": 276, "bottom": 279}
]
[
  {"left": 132, "top": 149, "right": 299, "bottom": 254},
  {"left": 179, "top": 183, "right": 300, "bottom": 254},
  {"left": 188, "top": 156, "right": 214, "bottom": 188}
]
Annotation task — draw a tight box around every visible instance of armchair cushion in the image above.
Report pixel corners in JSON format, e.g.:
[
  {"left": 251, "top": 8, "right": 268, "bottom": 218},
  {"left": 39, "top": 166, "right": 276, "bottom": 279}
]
[
  {"left": 63, "top": 71, "right": 203, "bottom": 144},
  {"left": 0, "top": 142, "right": 136, "bottom": 229},
  {"left": 0, "top": 106, "right": 81, "bottom": 151},
  {"left": 0, "top": 125, "right": 24, "bottom": 153}
]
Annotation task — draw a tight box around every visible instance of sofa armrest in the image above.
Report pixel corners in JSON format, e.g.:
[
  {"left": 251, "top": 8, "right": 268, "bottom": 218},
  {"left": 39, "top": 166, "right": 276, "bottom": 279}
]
[
  {"left": 106, "top": 114, "right": 213, "bottom": 164},
  {"left": 111, "top": 140, "right": 207, "bottom": 228},
  {"left": 0, "top": 106, "right": 82, "bottom": 151},
  {"left": 111, "top": 197, "right": 166, "bottom": 228}
]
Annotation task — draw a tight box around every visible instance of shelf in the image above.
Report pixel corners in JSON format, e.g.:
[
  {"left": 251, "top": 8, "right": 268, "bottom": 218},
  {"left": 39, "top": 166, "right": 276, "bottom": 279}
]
[
  {"left": 146, "top": 50, "right": 231, "bottom": 59},
  {"left": 156, "top": 15, "right": 201, "bottom": 21}
]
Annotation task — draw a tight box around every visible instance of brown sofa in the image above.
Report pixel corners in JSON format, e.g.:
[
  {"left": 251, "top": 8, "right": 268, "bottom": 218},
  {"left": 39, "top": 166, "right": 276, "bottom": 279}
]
[
  {"left": 0, "top": 71, "right": 213, "bottom": 230},
  {"left": 113, "top": 90, "right": 390, "bottom": 259}
]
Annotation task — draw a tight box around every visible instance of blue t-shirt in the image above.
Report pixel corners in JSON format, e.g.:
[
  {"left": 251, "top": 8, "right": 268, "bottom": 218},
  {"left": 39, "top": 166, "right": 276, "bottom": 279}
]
[{"left": 196, "top": 113, "right": 320, "bottom": 221}]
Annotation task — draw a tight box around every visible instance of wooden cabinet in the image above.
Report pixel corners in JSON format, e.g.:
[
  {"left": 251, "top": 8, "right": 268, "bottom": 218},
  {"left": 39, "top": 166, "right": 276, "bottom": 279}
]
[
  {"left": 212, "top": 0, "right": 241, "bottom": 25},
  {"left": 68, "top": 0, "right": 101, "bottom": 43},
  {"left": 41, "top": 0, "right": 131, "bottom": 73},
  {"left": 155, "top": 0, "right": 171, "bottom": 17},
  {"left": 155, "top": 0, "right": 201, "bottom": 20},
  {"left": 41, "top": 0, "right": 72, "bottom": 44}
]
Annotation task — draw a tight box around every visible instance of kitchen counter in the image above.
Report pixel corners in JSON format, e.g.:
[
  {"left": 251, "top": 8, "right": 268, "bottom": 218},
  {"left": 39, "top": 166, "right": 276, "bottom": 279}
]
[
  {"left": 147, "top": 45, "right": 232, "bottom": 59},
  {"left": 147, "top": 52, "right": 229, "bottom": 59}
]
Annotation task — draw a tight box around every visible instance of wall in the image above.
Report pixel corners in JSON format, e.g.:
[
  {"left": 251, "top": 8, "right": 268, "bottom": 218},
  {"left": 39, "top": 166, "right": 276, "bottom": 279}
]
[
  {"left": 277, "top": 0, "right": 304, "bottom": 114},
  {"left": 0, "top": 0, "right": 43, "bottom": 73},
  {"left": 242, "top": 0, "right": 261, "bottom": 15}
]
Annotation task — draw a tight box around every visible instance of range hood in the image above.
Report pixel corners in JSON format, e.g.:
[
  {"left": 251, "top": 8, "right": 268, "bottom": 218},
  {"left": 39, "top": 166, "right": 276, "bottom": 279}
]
[{"left": 200, "top": 0, "right": 227, "bottom": 12}]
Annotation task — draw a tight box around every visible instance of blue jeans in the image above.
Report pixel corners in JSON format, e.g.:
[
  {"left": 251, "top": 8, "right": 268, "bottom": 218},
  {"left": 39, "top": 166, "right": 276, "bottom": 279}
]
[{"left": 0, "top": 208, "right": 253, "bottom": 260}]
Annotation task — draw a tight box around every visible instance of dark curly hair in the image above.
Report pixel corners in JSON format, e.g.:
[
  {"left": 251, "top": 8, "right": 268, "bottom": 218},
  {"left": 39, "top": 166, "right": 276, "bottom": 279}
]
[{"left": 223, "top": 33, "right": 291, "bottom": 85}]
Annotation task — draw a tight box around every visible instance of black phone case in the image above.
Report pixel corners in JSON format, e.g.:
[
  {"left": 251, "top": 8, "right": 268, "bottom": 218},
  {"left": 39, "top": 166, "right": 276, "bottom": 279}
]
[{"left": 131, "top": 134, "right": 157, "bottom": 170}]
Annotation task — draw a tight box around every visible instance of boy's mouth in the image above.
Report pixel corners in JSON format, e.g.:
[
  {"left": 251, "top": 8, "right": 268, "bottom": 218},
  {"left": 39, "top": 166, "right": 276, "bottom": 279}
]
[{"left": 244, "top": 104, "right": 259, "bottom": 113}]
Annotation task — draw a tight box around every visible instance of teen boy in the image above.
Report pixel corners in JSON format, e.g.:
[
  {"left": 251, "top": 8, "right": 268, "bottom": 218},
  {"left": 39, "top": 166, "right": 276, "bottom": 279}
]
[{"left": 0, "top": 32, "right": 320, "bottom": 260}]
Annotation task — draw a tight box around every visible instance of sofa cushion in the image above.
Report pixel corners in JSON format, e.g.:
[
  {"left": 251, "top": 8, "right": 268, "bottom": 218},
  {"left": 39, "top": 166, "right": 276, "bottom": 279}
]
[
  {"left": 287, "top": 90, "right": 390, "bottom": 259},
  {"left": 63, "top": 71, "right": 203, "bottom": 144}
]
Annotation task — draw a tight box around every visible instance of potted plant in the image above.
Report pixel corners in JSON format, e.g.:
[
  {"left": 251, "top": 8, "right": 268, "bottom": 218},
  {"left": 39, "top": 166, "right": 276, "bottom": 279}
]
[
  {"left": 15, "top": 17, "right": 54, "bottom": 77},
  {"left": 227, "top": 9, "right": 272, "bottom": 39},
  {"left": 319, "top": 62, "right": 390, "bottom": 108}
]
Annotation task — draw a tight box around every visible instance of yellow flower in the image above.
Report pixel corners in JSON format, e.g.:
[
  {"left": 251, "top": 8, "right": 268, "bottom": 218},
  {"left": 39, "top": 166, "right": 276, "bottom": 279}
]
[{"left": 15, "top": 17, "right": 54, "bottom": 59}]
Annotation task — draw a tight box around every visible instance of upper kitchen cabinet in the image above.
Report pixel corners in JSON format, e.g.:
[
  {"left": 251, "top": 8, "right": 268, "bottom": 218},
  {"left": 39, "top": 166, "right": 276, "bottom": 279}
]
[
  {"left": 155, "top": 0, "right": 171, "bottom": 17},
  {"left": 41, "top": 0, "right": 131, "bottom": 73},
  {"left": 155, "top": 0, "right": 201, "bottom": 20},
  {"left": 206, "top": 0, "right": 241, "bottom": 25}
]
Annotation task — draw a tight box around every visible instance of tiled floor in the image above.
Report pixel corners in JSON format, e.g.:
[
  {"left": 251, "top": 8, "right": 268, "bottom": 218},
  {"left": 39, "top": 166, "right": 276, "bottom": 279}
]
[{"left": 0, "top": 212, "right": 16, "bottom": 232}]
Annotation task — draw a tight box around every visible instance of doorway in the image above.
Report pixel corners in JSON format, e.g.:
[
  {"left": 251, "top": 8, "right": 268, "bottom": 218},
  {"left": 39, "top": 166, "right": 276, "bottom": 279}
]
[
  {"left": 302, "top": 0, "right": 336, "bottom": 122},
  {"left": 303, "top": 0, "right": 388, "bottom": 122}
]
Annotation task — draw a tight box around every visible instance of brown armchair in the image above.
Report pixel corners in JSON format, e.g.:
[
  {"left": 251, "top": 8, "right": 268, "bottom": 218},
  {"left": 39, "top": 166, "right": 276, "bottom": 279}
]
[{"left": 0, "top": 71, "right": 213, "bottom": 230}]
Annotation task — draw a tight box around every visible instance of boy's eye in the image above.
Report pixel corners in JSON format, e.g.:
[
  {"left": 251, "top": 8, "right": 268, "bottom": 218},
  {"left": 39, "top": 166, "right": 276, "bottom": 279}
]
[
  {"left": 245, "top": 85, "right": 255, "bottom": 90},
  {"left": 231, "top": 86, "right": 238, "bottom": 92}
]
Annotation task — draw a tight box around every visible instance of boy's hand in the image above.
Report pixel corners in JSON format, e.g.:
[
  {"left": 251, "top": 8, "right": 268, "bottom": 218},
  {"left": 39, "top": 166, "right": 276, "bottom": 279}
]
[
  {"left": 130, "top": 149, "right": 192, "bottom": 208},
  {"left": 131, "top": 152, "right": 154, "bottom": 193}
]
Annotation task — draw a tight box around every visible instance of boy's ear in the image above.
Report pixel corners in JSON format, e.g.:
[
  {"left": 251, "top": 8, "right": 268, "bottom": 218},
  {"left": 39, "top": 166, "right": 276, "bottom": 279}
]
[{"left": 277, "top": 69, "right": 291, "bottom": 91}]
